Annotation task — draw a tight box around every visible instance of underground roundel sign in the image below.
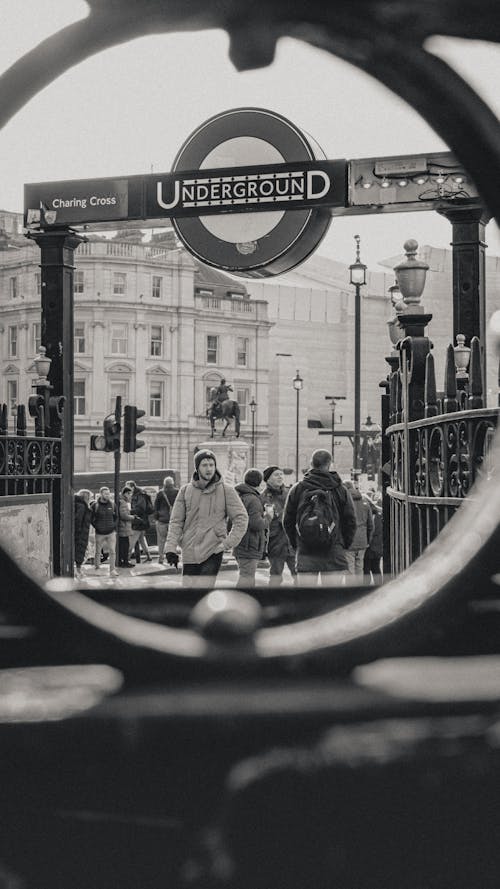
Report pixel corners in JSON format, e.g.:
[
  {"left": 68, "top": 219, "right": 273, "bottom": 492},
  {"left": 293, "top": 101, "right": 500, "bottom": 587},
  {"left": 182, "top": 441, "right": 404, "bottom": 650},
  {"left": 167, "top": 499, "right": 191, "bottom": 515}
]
[{"left": 168, "top": 108, "right": 346, "bottom": 278}]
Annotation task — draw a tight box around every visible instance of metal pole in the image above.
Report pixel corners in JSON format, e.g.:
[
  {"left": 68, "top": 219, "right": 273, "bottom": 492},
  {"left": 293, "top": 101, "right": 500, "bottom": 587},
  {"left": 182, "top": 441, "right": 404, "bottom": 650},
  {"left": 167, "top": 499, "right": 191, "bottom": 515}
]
[
  {"left": 331, "top": 402, "right": 335, "bottom": 463},
  {"left": 295, "top": 387, "right": 300, "bottom": 481},
  {"left": 354, "top": 282, "right": 361, "bottom": 470},
  {"left": 251, "top": 409, "right": 255, "bottom": 465},
  {"left": 114, "top": 395, "right": 121, "bottom": 518}
]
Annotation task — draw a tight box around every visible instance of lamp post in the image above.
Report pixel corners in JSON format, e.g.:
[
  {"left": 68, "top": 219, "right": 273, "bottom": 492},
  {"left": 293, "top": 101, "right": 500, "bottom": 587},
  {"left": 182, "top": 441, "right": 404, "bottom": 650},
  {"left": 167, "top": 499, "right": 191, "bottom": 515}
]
[
  {"left": 349, "top": 234, "right": 367, "bottom": 472},
  {"left": 249, "top": 397, "right": 257, "bottom": 465},
  {"left": 292, "top": 370, "right": 303, "bottom": 481},
  {"left": 324, "top": 395, "right": 345, "bottom": 464}
]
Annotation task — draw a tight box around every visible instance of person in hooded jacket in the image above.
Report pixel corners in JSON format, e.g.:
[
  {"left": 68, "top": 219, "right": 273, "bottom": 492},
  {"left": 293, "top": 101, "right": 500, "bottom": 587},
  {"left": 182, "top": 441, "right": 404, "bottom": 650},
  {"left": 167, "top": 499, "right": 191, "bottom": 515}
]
[
  {"left": 344, "top": 480, "right": 374, "bottom": 575},
  {"left": 233, "top": 468, "right": 267, "bottom": 588},
  {"left": 74, "top": 489, "right": 92, "bottom": 578},
  {"left": 165, "top": 449, "right": 248, "bottom": 587},
  {"left": 261, "top": 465, "right": 296, "bottom": 586},
  {"left": 283, "top": 449, "right": 356, "bottom": 583}
]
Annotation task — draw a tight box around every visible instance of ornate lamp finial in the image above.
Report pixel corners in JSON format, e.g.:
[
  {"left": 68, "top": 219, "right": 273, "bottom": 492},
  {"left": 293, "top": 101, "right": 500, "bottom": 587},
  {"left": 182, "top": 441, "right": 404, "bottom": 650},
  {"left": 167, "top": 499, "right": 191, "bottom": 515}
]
[{"left": 394, "top": 239, "right": 429, "bottom": 311}]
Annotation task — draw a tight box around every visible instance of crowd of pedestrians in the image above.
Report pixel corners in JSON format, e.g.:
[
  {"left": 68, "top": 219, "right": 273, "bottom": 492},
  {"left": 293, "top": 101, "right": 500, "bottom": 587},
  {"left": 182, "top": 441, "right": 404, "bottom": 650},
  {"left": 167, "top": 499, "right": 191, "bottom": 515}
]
[{"left": 74, "top": 450, "right": 384, "bottom": 587}]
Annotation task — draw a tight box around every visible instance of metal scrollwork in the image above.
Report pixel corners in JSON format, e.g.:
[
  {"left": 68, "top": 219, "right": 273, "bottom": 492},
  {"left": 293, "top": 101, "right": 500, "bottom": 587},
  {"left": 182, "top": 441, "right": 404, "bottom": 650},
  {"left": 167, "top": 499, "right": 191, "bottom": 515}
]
[
  {"left": 428, "top": 427, "right": 445, "bottom": 497},
  {"left": 413, "top": 428, "right": 426, "bottom": 495},
  {"left": 472, "top": 421, "right": 496, "bottom": 482},
  {"left": 27, "top": 440, "right": 43, "bottom": 474}
]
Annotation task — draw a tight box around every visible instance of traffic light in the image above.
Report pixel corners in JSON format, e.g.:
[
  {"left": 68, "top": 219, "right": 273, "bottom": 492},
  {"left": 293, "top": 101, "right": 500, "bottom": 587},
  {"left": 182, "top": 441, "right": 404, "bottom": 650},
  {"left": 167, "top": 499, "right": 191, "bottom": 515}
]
[
  {"left": 90, "top": 416, "right": 121, "bottom": 452},
  {"left": 123, "top": 404, "right": 146, "bottom": 453}
]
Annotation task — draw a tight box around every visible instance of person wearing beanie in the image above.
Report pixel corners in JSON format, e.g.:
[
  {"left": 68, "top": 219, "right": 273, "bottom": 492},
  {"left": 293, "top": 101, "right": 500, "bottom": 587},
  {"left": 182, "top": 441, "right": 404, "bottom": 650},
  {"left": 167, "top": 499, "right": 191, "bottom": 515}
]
[
  {"left": 233, "top": 468, "right": 267, "bottom": 588},
  {"left": 164, "top": 449, "right": 248, "bottom": 587},
  {"left": 261, "top": 466, "right": 297, "bottom": 586}
]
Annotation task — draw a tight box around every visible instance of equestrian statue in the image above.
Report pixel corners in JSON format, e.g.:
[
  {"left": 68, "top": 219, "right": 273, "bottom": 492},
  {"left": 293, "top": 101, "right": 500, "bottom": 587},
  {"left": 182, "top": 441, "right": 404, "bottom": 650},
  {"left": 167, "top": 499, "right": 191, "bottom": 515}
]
[{"left": 207, "top": 378, "right": 240, "bottom": 438}]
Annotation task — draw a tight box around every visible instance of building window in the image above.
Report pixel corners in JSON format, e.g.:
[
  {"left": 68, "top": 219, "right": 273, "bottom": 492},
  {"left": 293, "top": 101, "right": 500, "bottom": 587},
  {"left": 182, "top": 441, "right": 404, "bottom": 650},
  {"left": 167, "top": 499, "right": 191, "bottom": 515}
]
[
  {"left": 74, "top": 323, "right": 85, "bottom": 354},
  {"left": 32, "top": 323, "right": 41, "bottom": 355},
  {"left": 236, "top": 387, "right": 249, "bottom": 423},
  {"left": 111, "top": 324, "right": 128, "bottom": 355},
  {"left": 207, "top": 335, "right": 218, "bottom": 364},
  {"left": 113, "top": 272, "right": 126, "bottom": 295},
  {"left": 9, "top": 277, "right": 17, "bottom": 299},
  {"left": 152, "top": 276, "right": 162, "bottom": 299},
  {"left": 110, "top": 380, "right": 128, "bottom": 414},
  {"left": 35, "top": 272, "right": 41, "bottom": 296},
  {"left": 8, "top": 326, "right": 17, "bottom": 357},
  {"left": 236, "top": 336, "right": 248, "bottom": 367},
  {"left": 74, "top": 380, "right": 86, "bottom": 416},
  {"left": 149, "top": 380, "right": 163, "bottom": 417},
  {"left": 74, "top": 270, "right": 84, "bottom": 293},
  {"left": 197, "top": 289, "right": 213, "bottom": 297},
  {"left": 7, "top": 380, "right": 17, "bottom": 415},
  {"left": 150, "top": 325, "right": 163, "bottom": 357}
]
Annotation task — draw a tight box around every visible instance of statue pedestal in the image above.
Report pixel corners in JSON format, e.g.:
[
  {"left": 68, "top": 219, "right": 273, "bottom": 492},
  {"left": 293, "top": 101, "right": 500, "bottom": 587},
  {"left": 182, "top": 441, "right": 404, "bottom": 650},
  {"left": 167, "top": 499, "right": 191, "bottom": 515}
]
[{"left": 196, "top": 440, "right": 250, "bottom": 486}]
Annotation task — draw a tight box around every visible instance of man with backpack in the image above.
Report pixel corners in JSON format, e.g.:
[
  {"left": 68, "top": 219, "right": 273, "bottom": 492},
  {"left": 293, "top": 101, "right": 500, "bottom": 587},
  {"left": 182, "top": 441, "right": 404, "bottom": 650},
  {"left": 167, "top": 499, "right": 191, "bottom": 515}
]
[{"left": 283, "top": 449, "right": 356, "bottom": 583}]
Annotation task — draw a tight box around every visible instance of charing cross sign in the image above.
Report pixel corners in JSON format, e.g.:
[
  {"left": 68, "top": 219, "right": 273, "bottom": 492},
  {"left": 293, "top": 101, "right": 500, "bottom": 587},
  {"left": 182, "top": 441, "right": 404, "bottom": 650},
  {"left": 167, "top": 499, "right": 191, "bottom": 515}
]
[{"left": 24, "top": 107, "right": 477, "bottom": 278}]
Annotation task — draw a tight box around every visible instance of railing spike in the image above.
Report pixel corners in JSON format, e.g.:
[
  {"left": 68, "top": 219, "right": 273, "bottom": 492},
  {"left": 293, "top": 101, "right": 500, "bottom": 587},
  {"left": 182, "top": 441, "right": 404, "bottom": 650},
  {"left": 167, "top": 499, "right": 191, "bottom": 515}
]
[
  {"left": 443, "top": 344, "right": 458, "bottom": 413},
  {"left": 16, "top": 404, "right": 27, "bottom": 437},
  {"left": 468, "top": 336, "right": 483, "bottom": 409},
  {"left": 0, "top": 404, "right": 8, "bottom": 435},
  {"left": 424, "top": 352, "right": 439, "bottom": 417}
]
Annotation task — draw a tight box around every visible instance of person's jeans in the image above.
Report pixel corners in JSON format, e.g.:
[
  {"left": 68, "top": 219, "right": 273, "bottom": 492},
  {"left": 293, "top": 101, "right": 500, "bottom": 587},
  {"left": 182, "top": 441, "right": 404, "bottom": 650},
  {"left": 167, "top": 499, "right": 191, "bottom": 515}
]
[
  {"left": 156, "top": 521, "right": 169, "bottom": 561},
  {"left": 182, "top": 551, "right": 223, "bottom": 588},
  {"left": 345, "top": 548, "right": 366, "bottom": 575},
  {"left": 268, "top": 554, "right": 297, "bottom": 586},
  {"left": 94, "top": 532, "right": 116, "bottom": 570},
  {"left": 235, "top": 556, "right": 259, "bottom": 588}
]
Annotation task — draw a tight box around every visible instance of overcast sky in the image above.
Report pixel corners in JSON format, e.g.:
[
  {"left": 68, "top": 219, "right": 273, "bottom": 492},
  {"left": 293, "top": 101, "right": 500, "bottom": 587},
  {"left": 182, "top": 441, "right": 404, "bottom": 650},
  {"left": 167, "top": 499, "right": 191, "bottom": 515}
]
[{"left": 1, "top": 1, "right": 500, "bottom": 271}]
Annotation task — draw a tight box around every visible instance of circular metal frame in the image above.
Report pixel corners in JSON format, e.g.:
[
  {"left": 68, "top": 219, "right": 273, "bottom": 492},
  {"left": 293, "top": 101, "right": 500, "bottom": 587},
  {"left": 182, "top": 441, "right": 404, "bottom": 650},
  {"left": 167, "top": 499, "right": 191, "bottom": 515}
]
[{"left": 1, "top": 1, "right": 500, "bottom": 671}]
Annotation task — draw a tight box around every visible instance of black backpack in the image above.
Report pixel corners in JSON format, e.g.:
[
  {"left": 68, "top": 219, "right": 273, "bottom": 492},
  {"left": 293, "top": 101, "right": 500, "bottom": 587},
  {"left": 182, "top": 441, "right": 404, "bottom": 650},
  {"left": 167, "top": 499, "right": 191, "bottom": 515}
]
[{"left": 296, "top": 488, "right": 340, "bottom": 553}]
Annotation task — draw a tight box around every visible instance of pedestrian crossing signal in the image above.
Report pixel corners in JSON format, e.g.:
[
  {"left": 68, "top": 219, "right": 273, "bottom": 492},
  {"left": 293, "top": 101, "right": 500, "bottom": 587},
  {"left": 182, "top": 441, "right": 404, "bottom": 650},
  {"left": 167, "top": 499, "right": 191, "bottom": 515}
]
[{"left": 123, "top": 405, "right": 146, "bottom": 453}]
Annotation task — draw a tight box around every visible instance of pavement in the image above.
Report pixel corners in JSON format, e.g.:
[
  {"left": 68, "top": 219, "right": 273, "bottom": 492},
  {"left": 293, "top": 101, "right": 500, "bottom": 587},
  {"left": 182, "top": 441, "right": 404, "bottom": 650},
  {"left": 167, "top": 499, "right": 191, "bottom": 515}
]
[{"left": 77, "top": 550, "right": 288, "bottom": 589}]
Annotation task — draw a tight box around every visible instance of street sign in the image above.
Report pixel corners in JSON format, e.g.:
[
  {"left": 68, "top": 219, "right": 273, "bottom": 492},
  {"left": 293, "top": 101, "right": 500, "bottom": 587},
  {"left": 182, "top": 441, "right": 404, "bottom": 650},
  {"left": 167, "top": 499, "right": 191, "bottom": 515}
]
[{"left": 166, "top": 108, "right": 344, "bottom": 276}]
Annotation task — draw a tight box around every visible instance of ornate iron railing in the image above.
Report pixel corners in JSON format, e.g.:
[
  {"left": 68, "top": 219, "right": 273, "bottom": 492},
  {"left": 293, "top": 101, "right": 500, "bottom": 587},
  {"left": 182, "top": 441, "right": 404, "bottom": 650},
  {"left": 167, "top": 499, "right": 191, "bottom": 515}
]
[
  {"left": 0, "top": 399, "right": 62, "bottom": 517},
  {"left": 383, "top": 331, "right": 499, "bottom": 574}
]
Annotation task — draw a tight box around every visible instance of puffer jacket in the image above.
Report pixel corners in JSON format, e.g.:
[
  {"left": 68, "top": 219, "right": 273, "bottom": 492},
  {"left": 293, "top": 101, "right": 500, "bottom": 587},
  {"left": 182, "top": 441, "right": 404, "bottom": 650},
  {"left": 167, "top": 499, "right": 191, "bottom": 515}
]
[
  {"left": 283, "top": 469, "right": 356, "bottom": 557},
  {"left": 261, "top": 484, "right": 295, "bottom": 559},
  {"left": 91, "top": 496, "right": 117, "bottom": 535},
  {"left": 233, "top": 483, "right": 266, "bottom": 560},
  {"left": 348, "top": 488, "right": 374, "bottom": 550},
  {"left": 165, "top": 470, "right": 248, "bottom": 564}
]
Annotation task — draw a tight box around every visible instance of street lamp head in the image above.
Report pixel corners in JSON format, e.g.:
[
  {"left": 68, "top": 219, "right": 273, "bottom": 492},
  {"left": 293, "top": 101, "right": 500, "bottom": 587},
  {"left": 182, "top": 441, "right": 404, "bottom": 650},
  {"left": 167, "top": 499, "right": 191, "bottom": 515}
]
[
  {"left": 388, "top": 280, "right": 402, "bottom": 309},
  {"left": 349, "top": 234, "right": 367, "bottom": 286},
  {"left": 249, "top": 397, "right": 257, "bottom": 413},
  {"left": 292, "top": 370, "right": 303, "bottom": 391}
]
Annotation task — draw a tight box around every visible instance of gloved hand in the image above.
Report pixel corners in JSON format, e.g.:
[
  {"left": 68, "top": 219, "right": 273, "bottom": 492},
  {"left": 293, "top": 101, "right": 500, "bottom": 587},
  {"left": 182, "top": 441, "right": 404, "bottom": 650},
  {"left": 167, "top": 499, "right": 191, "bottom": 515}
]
[{"left": 165, "top": 551, "right": 179, "bottom": 567}]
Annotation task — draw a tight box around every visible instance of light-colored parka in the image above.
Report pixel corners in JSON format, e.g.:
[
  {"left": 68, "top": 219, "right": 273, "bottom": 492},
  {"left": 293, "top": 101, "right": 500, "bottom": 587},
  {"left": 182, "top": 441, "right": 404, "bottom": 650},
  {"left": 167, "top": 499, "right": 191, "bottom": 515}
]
[{"left": 165, "top": 470, "right": 248, "bottom": 564}]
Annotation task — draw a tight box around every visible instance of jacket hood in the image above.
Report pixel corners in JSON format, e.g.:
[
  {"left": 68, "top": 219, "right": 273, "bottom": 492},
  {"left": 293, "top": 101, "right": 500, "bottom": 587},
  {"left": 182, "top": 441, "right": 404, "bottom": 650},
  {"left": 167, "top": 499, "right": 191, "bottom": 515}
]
[
  {"left": 300, "top": 469, "right": 343, "bottom": 492},
  {"left": 191, "top": 468, "right": 222, "bottom": 489},
  {"left": 235, "top": 482, "right": 261, "bottom": 497}
]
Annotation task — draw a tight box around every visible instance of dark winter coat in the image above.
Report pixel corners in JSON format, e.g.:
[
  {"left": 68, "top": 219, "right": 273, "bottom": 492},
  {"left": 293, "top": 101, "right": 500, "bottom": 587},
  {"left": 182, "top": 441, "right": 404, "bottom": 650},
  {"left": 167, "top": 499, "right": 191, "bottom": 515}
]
[
  {"left": 261, "top": 484, "right": 295, "bottom": 559},
  {"left": 90, "top": 497, "right": 117, "bottom": 535},
  {"left": 118, "top": 495, "right": 134, "bottom": 537},
  {"left": 283, "top": 469, "right": 356, "bottom": 565},
  {"left": 348, "top": 488, "right": 374, "bottom": 551},
  {"left": 131, "top": 487, "right": 154, "bottom": 531},
  {"left": 233, "top": 483, "right": 267, "bottom": 560},
  {"left": 153, "top": 486, "right": 179, "bottom": 523},
  {"left": 74, "top": 494, "right": 92, "bottom": 565},
  {"left": 366, "top": 507, "right": 383, "bottom": 557}
]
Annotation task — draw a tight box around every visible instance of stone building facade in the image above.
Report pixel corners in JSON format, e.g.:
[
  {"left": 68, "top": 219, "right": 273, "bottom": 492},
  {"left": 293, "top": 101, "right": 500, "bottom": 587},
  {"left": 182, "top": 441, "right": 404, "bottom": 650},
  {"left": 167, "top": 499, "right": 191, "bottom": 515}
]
[{"left": 0, "top": 215, "right": 271, "bottom": 484}]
